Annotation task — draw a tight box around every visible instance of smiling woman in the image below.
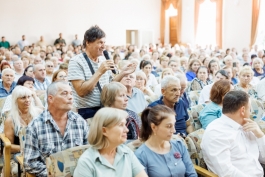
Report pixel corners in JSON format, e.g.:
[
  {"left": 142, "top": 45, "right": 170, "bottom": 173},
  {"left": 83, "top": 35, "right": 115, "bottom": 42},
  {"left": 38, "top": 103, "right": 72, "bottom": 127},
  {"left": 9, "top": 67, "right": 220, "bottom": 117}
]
[{"left": 74, "top": 107, "right": 148, "bottom": 177}]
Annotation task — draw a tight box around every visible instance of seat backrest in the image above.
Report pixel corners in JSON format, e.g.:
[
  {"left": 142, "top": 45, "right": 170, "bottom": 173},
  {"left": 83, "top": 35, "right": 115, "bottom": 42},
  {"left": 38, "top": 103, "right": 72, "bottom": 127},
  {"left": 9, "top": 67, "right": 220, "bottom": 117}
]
[
  {"left": 186, "top": 128, "right": 207, "bottom": 169},
  {"left": 250, "top": 98, "right": 264, "bottom": 121},
  {"left": 46, "top": 145, "right": 90, "bottom": 177},
  {"left": 187, "top": 90, "right": 201, "bottom": 106},
  {"left": 187, "top": 104, "right": 206, "bottom": 130}
]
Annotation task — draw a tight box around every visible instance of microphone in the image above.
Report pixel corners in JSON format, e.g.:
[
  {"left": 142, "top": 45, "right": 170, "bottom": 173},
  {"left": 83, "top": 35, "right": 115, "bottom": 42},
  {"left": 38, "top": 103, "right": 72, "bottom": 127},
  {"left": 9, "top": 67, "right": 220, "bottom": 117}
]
[{"left": 103, "top": 50, "right": 116, "bottom": 74}]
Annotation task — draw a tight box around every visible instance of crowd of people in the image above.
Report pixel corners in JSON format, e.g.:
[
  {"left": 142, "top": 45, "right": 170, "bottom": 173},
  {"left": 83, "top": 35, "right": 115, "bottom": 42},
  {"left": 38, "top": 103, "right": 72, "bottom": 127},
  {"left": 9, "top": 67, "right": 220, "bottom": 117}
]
[{"left": 0, "top": 25, "right": 265, "bottom": 177}]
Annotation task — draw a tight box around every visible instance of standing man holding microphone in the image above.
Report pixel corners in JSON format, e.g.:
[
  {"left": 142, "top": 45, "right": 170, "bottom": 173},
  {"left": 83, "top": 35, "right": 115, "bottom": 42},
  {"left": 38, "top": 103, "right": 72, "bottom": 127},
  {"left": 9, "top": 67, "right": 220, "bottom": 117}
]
[{"left": 68, "top": 25, "right": 136, "bottom": 120}]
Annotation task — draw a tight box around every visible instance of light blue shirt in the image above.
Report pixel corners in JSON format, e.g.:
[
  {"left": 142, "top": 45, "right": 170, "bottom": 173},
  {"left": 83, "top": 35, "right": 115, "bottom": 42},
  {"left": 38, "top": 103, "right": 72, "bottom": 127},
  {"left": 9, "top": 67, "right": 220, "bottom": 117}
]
[
  {"left": 0, "top": 81, "right": 16, "bottom": 98},
  {"left": 135, "top": 140, "right": 197, "bottom": 177},
  {"left": 74, "top": 144, "right": 144, "bottom": 177},
  {"left": 34, "top": 78, "right": 51, "bottom": 90},
  {"left": 199, "top": 102, "right": 222, "bottom": 129},
  {"left": 127, "top": 87, "right": 147, "bottom": 114}
]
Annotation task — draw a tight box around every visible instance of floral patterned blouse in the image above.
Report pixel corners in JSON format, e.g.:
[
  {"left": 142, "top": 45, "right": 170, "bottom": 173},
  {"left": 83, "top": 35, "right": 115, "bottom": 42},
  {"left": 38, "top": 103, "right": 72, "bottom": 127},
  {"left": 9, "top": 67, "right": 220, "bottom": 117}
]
[
  {"left": 189, "top": 77, "right": 212, "bottom": 91},
  {"left": 234, "top": 84, "right": 259, "bottom": 100}
]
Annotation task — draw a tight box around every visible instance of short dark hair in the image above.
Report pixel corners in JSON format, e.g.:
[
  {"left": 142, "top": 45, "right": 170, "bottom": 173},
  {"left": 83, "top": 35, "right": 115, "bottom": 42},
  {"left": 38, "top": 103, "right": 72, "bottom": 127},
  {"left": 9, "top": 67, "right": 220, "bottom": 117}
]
[
  {"left": 17, "top": 75, "right": 34, "bottom": 86},
  {"left": 83, "top": 25, "right": 106, "bottom": 47},
  {"left": 139, "top": 60, "right": 152, "bottom": 70},
  {"left": 222, "top": 90, "right": 249, "bottom": 114},
  {"left": 210, "top": 80, "right": 231, "bottom": 104},
  {"left": 215, "top": 69, "right": 229, "bottom": 79},
  {"left": 140, "top": 105, "right": 176, "bottom": 141}
]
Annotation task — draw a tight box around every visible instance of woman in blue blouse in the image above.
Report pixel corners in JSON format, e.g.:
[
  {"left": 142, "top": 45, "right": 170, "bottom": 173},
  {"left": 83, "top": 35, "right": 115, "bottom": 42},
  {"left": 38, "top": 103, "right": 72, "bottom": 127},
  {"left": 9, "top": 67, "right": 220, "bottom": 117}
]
[
  {"left": 199, "top": 80, "right": 233, "bottom": 129},
  {"left": 135, "top": 105, "right": 197, "bottom": 177},
  {"left": 186, "top": 59, "right": 201, "bottom": 81}
]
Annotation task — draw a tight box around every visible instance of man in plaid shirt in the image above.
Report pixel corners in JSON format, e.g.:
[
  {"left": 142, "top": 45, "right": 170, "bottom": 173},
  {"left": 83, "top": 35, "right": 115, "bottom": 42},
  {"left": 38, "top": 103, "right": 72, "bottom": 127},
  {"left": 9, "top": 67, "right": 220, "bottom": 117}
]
[{"left": 23, "top": 81, "right": 89, "bottom": 176}]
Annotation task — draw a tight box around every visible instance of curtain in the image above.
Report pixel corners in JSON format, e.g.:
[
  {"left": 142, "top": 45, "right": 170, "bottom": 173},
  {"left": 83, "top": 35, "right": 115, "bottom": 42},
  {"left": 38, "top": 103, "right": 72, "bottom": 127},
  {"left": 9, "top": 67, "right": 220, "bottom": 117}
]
[
  {"left": 194, "top": 0, "right": 205, "bottom": 41},
  {"left": 211, "top": 0, "right": 223, "bottom": 48},
  {"left": 250, "top": 0, "right": 261, "bottom": 47},
  {"left": 160, "top": 0, "right": 182, "bottom": 46}
]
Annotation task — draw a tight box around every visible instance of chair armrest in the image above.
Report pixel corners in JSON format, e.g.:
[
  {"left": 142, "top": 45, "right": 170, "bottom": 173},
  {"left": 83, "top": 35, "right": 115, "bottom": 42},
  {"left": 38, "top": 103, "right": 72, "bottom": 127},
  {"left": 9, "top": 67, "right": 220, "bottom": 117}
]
[
  {"left": 0, "top": 133, "right": 11, "bottom": 147},
  {"left": 0, "top": 133, "right": 11, "bottom": 177},
  {"left": 194, "top": 164, "right": 218, "bottom": 177},
  {"left": 15, "top": 154, "right": 36, "bottom": 177}
]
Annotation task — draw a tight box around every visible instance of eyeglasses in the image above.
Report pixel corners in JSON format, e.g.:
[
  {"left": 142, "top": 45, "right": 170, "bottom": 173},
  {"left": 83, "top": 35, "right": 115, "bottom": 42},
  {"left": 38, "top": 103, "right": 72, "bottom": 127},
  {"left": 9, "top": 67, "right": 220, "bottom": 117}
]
[
  {"left": 58, "top": 75, "right": 67, "bottom": 79},
  {"left": 46, "top": 65, "right": 54, "bottom": 68}
]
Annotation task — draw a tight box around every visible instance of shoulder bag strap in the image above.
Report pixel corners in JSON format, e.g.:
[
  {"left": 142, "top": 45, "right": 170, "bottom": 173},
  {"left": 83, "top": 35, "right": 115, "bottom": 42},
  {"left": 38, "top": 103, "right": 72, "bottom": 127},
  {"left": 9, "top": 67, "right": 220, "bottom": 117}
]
[{"left": 82, "top": 52, "right": 102, "bottom": 92}]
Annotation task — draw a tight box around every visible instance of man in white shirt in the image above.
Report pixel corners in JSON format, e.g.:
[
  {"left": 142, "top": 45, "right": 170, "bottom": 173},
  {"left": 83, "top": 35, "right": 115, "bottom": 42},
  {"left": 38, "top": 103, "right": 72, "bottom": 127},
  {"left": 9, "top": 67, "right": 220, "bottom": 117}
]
[
  {"left": 201, "top": 90, "right": 265, "bottom": 177},
  {"left": 13, "top": 59, "right": 24, "bottom": 82},
  {"left": 17, "top": 35, "right": 29, "bottom": 51},
  {"left": 198, "top": 70, "right": 229, "bottom": 104}
]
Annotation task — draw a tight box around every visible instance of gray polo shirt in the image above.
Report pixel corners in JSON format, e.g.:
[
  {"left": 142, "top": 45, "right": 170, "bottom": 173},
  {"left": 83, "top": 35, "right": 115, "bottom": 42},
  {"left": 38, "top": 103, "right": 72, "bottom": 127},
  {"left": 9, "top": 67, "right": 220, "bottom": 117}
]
[{"left": 68, "top": 53, "right": 112, "bottom": 109}]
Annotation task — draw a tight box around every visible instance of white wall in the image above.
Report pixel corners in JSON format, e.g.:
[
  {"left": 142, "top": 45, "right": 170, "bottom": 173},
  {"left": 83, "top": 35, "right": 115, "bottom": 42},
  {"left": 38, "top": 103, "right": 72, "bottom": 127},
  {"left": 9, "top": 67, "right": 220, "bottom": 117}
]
[
  {"left": 181, "top": 0, "right": 252, "bottom": 51},
  {"left": 222, "top": 0, "right": 252, "bottom": 51},
  {"left": 0, "top": 0, "right": 161, "bottom": 47},
  {"left": 181, "top": 0, "right": 195, "bottom": 45}
]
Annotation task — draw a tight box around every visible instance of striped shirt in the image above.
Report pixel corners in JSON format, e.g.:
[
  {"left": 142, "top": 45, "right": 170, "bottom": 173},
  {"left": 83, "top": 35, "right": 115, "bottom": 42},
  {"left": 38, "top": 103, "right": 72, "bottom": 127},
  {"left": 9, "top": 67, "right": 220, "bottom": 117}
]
[
  {"left": 34, "top": 77, "right": 51, "bottom": 90},
  {"left": 23, "top": 110, "right": 89, "bottom": 177},
  {"left": 68, "top": 53, "right": 112, "bottom": 109}
]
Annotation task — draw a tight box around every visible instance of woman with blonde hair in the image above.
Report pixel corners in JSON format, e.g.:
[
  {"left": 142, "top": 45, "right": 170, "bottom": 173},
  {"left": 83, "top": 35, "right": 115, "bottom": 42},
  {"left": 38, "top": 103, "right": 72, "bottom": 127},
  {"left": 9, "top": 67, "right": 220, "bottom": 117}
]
[
  {"left": 4, "top": 86, "right": 42, "bottom": 154},
  {"left": 252, "top": 58, "right": 265, "bottom": 78},
  {"left": 74, "top": 108, "right": 148, "bottom": 177},
  {"left": 101, "top": 82, "right": 141, "bottom": 140},
  {"left": 135, "top": 71, "right": 157, "bottom": 104},
  {"left": 234, "top": 65, "right": 259, "bottom": 99}
]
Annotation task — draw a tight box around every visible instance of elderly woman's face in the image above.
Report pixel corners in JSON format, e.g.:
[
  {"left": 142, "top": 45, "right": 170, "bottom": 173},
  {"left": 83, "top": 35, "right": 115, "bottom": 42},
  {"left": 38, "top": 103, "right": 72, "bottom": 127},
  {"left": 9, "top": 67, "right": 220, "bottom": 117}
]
[
  {"left": 17, "top": 95, "right": 32, "bottom": 111},
  {"left": 239, "top": 72, "right": 252, "bottom": 85},
  {"left": 253, "top": 61, "right": 262, "bottom": 69},
  {"left": 135, "top": 76, "right": 145, "bottom": 88},
  {"left": 111, "top": 90, "right": 128, "bottom": 110},
  {"left": 152, "top": 114, "right": 176, "bottom": 141},
  {"left": 225, "top": 58, "right": 232, "bottom": 66},
  {"left": 103, "top": 117, "right": 128, "bottom": 145}
]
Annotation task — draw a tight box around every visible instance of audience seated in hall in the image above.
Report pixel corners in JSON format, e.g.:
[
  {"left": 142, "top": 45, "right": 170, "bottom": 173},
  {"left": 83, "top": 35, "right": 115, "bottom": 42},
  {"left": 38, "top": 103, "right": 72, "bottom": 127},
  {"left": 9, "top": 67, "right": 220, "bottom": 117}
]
[
  {"left": 23, "top": 81, "right": 89, "bottom": 176},
  {"left": 101, "top": 82, "right": 141, "bottom": 140},
  {"left": 74, "top": 108, "right": 147, "bottom": 177},
  {"left": 135, "top": 105, "right": 197, "bottom": 177},
  {"left": 199, "top": 80, "right": 233, "bottom": 129},
  {"left": 201, "top": 91, "right": 265, "bottom": 177}
]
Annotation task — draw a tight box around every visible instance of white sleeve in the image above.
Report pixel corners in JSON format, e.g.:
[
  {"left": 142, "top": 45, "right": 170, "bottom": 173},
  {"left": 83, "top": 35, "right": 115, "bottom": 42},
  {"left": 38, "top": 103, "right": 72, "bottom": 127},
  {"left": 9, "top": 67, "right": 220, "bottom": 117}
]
[
  {"left": 201, "top": 131, "right": 249, "bottom": 177},
  {"left": 257, "top": 135, "right": 265, "bottom": 164}
]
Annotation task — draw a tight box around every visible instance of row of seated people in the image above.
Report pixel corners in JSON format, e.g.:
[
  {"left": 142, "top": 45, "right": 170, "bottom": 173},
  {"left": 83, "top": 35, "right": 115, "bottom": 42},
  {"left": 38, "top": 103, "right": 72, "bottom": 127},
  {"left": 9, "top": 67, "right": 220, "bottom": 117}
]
[
  {"left": 0, "top": 27, "right": 265, "bottom": 177},
  {"left": 1, "top": 79, "right": 265, "bottom": 177}
]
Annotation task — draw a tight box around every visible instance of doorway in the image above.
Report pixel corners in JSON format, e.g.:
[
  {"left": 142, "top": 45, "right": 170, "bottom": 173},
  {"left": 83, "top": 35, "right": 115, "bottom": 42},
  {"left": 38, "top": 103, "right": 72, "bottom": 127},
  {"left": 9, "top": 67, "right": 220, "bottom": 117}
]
[{"left": 170, "top": 16, "right": 178, "bottom": 46}]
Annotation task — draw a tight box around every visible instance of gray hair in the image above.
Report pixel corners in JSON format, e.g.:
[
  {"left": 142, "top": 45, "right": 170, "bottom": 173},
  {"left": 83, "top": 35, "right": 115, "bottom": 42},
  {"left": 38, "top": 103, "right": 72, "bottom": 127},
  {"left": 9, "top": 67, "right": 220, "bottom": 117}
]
[
  {"left": 47, "top": 81, "right": 69, "bottom": 96},
  {"left": 33, "top": 63, "right": 44, "bottom": 72},
  {"left": 161, "top": 75, "right": 180, "bottom": 89},
  {"left": 2, "top": 68, "right": 15, "bottom": 76},
  {"left": 252, "top": 57, "right": 264, "bottom": 68},
  {"left": 175, "top": 73, "right": 187, "bottom": 83}
]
